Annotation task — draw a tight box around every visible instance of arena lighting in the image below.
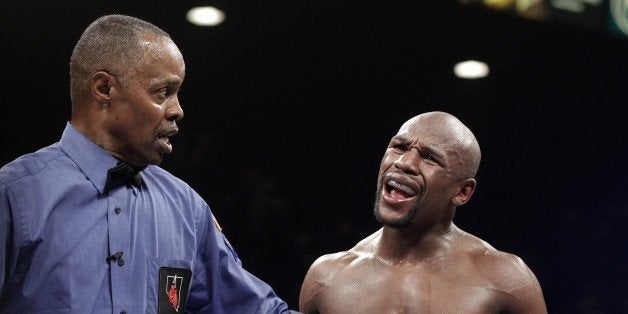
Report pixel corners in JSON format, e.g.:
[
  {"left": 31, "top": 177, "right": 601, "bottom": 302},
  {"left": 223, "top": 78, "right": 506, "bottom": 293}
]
[
  {"left": 186, "top": 6, "right": 225, "bottom": 26},
  {"left": 453, "top": 60, "right": 490, "bottom": 79}
]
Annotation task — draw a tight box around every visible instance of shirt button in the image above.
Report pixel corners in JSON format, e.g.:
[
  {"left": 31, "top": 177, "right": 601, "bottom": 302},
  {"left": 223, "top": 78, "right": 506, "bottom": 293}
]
[
  {"left": 114, "top": 207, "right": 121, "bottom": 214},
  {"left": 120, "top": 311, "right": 127, "bottom": 314},
  {"left": 117, "top": 258, "right": 125, "bottom": 267}
]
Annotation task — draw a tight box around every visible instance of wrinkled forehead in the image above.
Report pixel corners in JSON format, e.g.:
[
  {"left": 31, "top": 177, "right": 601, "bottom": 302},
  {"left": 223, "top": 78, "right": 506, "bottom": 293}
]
[{"left": 397, "top": 113, "right": 481, "bottom": 177}]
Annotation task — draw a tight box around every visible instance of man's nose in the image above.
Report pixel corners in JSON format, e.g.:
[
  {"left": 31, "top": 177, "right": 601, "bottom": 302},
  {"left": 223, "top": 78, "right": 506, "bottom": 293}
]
[
  {"left": 393, "top": 148, "right": 420, "bottom": 175},
  {"left": 165, "top": 96, "right": 184, "bottom": 121}
]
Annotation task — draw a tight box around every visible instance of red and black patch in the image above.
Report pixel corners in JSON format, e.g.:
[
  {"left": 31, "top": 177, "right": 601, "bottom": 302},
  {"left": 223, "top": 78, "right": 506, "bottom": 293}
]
[{"left": 158, "top": 267, "right": 192, "bottom": 313}]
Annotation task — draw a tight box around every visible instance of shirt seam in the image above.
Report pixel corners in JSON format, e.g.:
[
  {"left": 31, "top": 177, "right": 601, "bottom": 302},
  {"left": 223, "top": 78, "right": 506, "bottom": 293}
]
[{"left": 0, "top": 153, "right": 68, "bottom": 185}]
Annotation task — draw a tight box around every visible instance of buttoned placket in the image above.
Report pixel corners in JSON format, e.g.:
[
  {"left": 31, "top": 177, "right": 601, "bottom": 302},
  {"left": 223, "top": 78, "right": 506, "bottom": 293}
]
[{"left": 107, "top": 184, "right": 138, "bottom": 313}]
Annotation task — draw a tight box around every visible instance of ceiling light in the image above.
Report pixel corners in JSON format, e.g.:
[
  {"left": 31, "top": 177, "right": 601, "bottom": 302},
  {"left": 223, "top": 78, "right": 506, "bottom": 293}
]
[
  {"left": 454, "top": 60, "right": 490, "bottom": 79},
  {"left": 187, "top": 6, "right": 225, "bottom": 26}
]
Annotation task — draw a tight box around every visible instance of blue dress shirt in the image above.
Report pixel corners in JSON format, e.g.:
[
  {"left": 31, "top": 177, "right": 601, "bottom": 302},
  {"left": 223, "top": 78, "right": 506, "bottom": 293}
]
[{"left": 0, "top": 123, "right": 291, "bottom": 313}]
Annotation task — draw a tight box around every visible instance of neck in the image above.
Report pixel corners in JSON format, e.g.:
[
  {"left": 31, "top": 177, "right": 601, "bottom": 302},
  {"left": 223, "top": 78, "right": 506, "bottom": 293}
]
[
  {"left": 376, "top": 222, "right": 459, "bottom": 263},
  {"left": 71, "top": 106, "right": 105, "bottom": 145},
  {"left": 71, "top": 109, "right": 134, "bottom": 165}
]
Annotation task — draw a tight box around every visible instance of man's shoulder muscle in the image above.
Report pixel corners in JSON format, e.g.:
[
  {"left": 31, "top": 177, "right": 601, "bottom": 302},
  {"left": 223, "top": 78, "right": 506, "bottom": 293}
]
[
  {"left": 299, "top": 231, "right": 378, "bottom": 313},
  {"left": 303, "top": 251, "right": 358, "bottom": 287},
  {"left": 461, "top": 234, "right": 547, "bottom": 313}
]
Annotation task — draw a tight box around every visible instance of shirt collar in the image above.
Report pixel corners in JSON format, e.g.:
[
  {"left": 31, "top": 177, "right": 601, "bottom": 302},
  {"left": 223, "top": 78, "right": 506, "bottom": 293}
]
[{"left": 59, "top": 122, "right": 119, "bottom": 194}]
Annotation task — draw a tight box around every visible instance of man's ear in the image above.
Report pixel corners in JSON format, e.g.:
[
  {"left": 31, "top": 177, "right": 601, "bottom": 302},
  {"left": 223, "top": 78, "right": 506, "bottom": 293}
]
[
  {"left": 90, "top": 71, "right": 115, "bottom": 104},
  {"left": 452, "top": 178, "right": 476, "bottom": 207}
]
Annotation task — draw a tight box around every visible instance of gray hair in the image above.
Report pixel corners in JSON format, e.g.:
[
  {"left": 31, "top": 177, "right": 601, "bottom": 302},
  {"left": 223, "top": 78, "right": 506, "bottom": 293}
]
[{"left": 69, "top": 15, "right": 171, "bottom": 103}]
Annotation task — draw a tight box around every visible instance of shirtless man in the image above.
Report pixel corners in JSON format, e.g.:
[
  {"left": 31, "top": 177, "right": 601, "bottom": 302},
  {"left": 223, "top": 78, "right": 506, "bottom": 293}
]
[{"left": 299, "top": 112, "right": 547, "bottom": 313}]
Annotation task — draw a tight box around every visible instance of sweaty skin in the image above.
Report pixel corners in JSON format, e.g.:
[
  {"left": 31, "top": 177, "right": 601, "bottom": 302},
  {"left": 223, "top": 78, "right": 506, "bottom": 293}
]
[{"left": 299, "top": 112, "right": 547, "bottom": 313}]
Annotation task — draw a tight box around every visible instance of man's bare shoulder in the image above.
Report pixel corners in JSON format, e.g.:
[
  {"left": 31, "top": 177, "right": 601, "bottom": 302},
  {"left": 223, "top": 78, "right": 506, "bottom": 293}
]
[
  {"left": 308, "top": 229, "right": 381, "bottom": 277},
  {"left": 455, "top": 229, "right": 547, "bottom": 312},
  {"left": 306, "top": 251, "right": 358, "bottom": 280},
  {"left": 457, "top": 231, "right": 534, "bottom": 288},
  {"left": 299, "top": 230, "right": 382, "bottom": 313}
]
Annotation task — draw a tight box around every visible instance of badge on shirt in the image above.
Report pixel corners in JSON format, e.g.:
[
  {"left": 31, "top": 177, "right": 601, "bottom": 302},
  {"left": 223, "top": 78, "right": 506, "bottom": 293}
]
[
  {"left": 158, "top": 267, "right": 192, "bottom": 313},
  {"left": 212, "top": 214, "right": 223, "bottom": 232}
]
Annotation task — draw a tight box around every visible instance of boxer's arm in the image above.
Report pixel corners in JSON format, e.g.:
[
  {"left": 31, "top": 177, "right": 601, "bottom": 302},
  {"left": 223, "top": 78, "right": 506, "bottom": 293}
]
[
  {"left": 486, "top": 253, "right": 547, "bottom": 313},
  {"left": 299, "top": 261, "right": 323, "bottom": 313},
  {"left": 299, "top": 254, "right": 342, "bottom": 314}
]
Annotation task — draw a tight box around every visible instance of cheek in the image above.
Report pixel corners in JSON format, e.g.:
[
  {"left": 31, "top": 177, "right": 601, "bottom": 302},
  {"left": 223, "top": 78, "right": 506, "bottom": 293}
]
[
  {"left": 131, "top": 105, "right": 163, "bottom": 125},
  {"left": 377, "top": 159, "right": 389, "bottom": 178},
  {"left": 379, "top": 153, "right": 395, "bottom": 170}
]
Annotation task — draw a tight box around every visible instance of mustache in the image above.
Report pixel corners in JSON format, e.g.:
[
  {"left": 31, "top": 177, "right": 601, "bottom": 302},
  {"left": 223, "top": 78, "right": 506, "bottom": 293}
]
[{"left": 157, "top": 123, "right": 179, "bottom": 137}]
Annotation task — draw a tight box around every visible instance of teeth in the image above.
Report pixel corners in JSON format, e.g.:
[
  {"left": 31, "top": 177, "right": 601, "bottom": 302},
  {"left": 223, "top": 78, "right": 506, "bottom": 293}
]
[{"left": 387, "top": 180, "right": 416, "bottom": 196}]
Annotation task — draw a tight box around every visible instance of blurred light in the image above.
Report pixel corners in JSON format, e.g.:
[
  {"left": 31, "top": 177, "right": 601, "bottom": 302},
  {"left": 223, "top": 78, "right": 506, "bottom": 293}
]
[
  {"left": 187, "top": 6, "right": 225, "bottom": 26},
  {"left": 454, "top": 60, "right": 490, "bottom": 79},
  {"left": 550, "top": 0, "right": 585, "bottom": 13},
  {"left": 610, "top": 0, "right": 628, "bottom": 36},
  {"left": 483, "top": 0, "right": 513, "bottom": 10}
]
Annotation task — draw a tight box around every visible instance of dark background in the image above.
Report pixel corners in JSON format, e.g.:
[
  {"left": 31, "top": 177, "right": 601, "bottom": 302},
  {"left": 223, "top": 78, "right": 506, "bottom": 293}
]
[{"left": 1, "top": 0, "right": 627, "bottom": 312}]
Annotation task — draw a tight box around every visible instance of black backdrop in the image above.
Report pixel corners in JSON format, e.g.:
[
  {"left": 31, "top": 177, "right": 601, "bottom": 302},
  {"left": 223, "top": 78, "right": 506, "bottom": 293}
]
[{"left": 1, "top": 1, "right": 627, "bottom": 312}]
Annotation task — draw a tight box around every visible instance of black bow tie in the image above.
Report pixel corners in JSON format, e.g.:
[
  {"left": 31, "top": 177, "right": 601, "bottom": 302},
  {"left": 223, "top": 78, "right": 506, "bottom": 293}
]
[{"left": 105, "top": 161, "right": 144, "bottom": 192}]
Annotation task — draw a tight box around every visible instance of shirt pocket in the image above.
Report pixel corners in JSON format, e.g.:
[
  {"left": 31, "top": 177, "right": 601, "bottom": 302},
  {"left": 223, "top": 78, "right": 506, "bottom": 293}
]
[{"left": 146, "top": 257, "right": 193, "bottom": 314}]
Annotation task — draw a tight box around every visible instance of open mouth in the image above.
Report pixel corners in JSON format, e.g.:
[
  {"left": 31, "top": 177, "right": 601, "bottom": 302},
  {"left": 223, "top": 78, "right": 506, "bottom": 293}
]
[
  {"left": 158, "top": 128, "right": 178, "bottom": 139},
  {"left": 157, "top": 136, "right": 172, "bottom": 153},
  {"left": 157, "top": 129, "right": 177, "bottom": 153},
  {"left": 157, "top": 135, "right": 171, "bottom": 144},
  {"left": 385, "top": 179, "right": 417, "bottom": 200}
]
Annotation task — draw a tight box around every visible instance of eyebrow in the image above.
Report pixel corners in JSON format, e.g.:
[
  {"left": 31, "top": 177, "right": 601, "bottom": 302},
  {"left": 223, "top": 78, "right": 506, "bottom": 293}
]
[
  {"left": 418, "top": 144, "right": 446, "bottom": 161},
  {"left": 164, "top": 75, "right": 184, "bottom": 84},
  {"left": 149, "top": 76, "right": 184, "bottom": 88},
  {"left": 390, "top": 135, "right": 410, "bottom": 143},
  {"left": 391, "top": 135, "right": 447, "bottom": 161}
]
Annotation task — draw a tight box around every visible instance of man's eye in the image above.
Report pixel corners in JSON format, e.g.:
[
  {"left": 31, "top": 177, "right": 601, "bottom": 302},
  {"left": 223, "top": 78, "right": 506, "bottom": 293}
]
[
  {"left": 422, "top": 154, "right": 439, "bottom": 164},
  {"left": 157, "top": 89, "right": 169, "bottom": 98},
  {"left": 392, "top": 144, "right": 407, "bottom": 151}
]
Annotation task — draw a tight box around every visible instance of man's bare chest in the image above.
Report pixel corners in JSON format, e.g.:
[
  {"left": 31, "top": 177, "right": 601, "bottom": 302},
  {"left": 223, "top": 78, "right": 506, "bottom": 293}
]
[{"left": 317, "top": 262, "right": 500, "bottom": 313}]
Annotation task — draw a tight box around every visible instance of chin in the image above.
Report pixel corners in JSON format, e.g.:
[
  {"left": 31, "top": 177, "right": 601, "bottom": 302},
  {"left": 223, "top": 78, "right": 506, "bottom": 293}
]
[
  {"left": 375, "top": 210, "right": 415, "bottom": 228},
  {"left": 143, "top": 151, "right": 165, "bottom": 165},
  {"left": 373, "top": 195, "right": 417, "bottom": 229}
]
